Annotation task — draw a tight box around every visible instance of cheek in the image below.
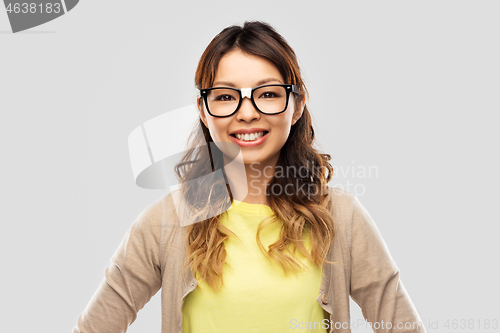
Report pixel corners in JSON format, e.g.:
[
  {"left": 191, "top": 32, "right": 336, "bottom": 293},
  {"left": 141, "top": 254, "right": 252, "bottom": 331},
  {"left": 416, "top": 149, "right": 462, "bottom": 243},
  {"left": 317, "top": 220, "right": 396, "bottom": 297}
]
[
  {"left": 278, "top": 126, "right": 292, "bottom": 143},
  {"left": 207, "top": 119, "right": 229, "bottom": 140},
  {"left": 271, "top": 118, "right": 293, "bottom": 144}
]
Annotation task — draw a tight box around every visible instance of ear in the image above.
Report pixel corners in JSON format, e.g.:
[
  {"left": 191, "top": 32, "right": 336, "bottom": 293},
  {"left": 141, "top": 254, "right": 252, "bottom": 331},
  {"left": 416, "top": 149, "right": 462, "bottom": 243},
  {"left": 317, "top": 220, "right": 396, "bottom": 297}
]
[
  {"left": 291, "top": 96, "right": 306, "bottom": 126},
  {"left": 197, "top": 97, "right": 209, "bottom": 128}
]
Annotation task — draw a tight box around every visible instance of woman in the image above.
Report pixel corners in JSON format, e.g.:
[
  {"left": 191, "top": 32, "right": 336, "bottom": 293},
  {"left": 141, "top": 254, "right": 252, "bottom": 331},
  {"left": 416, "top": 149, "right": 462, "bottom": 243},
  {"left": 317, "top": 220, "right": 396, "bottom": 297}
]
[{"left": 73, "top": 21, "right": 425, "bottom": 333}]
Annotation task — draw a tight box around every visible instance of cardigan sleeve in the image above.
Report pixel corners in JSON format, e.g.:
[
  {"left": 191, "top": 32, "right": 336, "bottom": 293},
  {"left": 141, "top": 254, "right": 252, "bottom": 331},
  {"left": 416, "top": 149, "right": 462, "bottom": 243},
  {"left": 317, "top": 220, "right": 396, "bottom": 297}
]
[
  {"left": 349, "top": 195, "right": 426, "bottom": 333},
  {"left": 72, "top": 198, "right": 163, "bottom": 333}
]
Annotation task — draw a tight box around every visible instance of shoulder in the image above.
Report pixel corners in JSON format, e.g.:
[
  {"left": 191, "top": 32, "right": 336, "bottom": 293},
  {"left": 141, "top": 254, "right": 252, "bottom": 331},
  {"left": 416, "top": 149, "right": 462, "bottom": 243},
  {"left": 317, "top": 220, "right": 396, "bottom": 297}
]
[
  {"left": 133, "top": 192, "right": 182, "bottom": 232},
  {"left": 326, "top": 186, "right": 358, "bottom": 218},
  {"left": 127, "top": 193, "right": 183, "bottom": 265}
]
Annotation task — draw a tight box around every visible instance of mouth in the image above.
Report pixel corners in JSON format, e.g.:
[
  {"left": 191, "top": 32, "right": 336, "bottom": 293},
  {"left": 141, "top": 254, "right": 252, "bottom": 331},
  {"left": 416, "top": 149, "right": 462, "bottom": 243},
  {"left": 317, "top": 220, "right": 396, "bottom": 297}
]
[
  {"left": 230, "top": 131, "right": 268, "bottom": 142},
  {"left": 229, "top": 131, "right": 269, "bottom": 147}
]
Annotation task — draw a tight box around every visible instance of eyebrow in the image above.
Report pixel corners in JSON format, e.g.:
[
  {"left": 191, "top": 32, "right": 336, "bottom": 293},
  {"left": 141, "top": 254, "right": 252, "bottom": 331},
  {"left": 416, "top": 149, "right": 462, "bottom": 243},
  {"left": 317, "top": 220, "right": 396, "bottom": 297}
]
[{"left": 212, "top": 78, "right": 283, "bottom": 87}]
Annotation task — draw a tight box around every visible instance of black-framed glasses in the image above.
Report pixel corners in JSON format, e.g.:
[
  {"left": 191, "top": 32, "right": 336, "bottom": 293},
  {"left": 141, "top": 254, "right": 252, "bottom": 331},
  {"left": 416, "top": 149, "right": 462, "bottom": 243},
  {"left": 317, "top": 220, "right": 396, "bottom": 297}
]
[{"left": 199, "top": 84, "right": 300, "bottom": 118}]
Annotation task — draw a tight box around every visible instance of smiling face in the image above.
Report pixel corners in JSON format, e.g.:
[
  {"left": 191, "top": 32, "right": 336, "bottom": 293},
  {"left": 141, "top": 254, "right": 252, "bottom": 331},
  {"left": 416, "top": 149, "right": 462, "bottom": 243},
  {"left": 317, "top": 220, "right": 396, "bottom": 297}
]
[{"left": 198, "top": 48, "right": 304, "bottom": 167}]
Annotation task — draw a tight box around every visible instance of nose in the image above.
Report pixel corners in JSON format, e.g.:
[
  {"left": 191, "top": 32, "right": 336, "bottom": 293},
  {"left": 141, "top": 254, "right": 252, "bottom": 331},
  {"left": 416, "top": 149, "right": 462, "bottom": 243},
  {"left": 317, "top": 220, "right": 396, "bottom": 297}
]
[{"left": 235, "top": 96, "right": 260, "bottom": 122}]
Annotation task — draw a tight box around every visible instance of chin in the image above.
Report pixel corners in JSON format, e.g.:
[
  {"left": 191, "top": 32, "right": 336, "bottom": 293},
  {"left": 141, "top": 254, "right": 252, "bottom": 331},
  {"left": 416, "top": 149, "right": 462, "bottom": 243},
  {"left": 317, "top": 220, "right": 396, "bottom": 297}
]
[
  {"left": 239, "top": 154, "right": 263, "bottom": 165},
  {"left": 242, "top": 151, "right": 276, "bottom": 166}
]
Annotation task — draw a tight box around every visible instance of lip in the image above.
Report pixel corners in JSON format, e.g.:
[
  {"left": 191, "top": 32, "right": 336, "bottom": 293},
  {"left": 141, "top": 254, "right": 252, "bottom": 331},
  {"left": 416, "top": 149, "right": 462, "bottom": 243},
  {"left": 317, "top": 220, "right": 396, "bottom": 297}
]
[
  {"left": 229, "top": 131, "right": 269, "bottom": 147},
  {"left": 229, "top": 128, "right": 268, "bottom": 135}
]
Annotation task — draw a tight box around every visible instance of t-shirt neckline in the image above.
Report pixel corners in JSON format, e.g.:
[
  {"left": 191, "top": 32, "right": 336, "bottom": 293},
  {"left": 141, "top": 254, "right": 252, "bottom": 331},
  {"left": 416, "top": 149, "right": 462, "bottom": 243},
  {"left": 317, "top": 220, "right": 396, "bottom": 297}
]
[{"left": 229, "top": 199, "right": 274, "bottom": 216}]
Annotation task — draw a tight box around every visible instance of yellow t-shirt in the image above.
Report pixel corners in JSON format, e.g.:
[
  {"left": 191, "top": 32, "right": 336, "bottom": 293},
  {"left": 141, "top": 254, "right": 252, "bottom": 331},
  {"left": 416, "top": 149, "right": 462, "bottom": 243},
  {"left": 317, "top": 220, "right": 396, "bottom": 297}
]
[{"left": 182, "top": 199, "right": 328, "bottom": 332}]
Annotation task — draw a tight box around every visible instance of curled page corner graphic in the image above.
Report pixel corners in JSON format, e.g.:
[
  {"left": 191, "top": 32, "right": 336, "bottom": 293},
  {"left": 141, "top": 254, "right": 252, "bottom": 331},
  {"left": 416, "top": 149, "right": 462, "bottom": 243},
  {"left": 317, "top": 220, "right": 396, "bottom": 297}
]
[
  {"left": 128, "top": 104, "right": 249, "bottom": 225},
  {"left": 128, "top": 104, "right": 201, "bottom": 189},
  {"left": 4, "top": 0, "right": 80, "bottom": 33}
]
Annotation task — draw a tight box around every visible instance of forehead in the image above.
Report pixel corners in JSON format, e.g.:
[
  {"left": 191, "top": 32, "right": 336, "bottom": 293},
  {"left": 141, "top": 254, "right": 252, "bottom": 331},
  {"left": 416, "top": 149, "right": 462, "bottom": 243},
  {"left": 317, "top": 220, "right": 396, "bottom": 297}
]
[{"left": 214, "top": 49, "right": 284, "bottom": 87}]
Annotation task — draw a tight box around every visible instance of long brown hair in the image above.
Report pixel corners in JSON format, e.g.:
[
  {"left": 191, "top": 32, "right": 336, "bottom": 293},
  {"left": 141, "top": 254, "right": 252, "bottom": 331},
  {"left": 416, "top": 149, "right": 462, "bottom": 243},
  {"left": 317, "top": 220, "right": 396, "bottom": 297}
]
[{"left": 175, "top": 21, "right": 336, "bottom": 291}]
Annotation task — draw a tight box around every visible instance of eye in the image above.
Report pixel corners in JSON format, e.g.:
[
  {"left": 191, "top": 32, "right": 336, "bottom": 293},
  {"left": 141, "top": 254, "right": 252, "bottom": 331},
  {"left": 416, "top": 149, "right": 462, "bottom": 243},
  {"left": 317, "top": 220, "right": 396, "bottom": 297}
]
[
  {"left": 259, "top": 91, "right": 278, "bottom": 99},
  {"left": 214, "top": 94, "right": 235, "bottom": 101}
]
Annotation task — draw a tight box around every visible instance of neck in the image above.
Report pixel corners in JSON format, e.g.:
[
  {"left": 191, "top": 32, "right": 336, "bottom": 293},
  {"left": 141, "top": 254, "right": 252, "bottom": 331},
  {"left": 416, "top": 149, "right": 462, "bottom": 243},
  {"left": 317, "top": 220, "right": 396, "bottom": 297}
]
[{"left": 223, "top": 155, "right": 279, "bottom": 206}]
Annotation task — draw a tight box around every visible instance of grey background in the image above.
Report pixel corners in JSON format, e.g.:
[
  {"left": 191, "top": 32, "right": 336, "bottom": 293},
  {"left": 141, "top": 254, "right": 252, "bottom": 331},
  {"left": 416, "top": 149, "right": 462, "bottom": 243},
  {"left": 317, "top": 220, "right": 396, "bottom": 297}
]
[{"left": 1, "top": 1, "right": 499, "bottom": 332}]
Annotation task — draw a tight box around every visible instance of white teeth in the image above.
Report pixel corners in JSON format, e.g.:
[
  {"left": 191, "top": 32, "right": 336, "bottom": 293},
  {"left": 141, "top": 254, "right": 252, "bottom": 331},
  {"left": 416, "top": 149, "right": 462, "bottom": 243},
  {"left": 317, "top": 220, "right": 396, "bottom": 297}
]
[{"left": 235, "top": 131, "right": 265, "bottom": 141}]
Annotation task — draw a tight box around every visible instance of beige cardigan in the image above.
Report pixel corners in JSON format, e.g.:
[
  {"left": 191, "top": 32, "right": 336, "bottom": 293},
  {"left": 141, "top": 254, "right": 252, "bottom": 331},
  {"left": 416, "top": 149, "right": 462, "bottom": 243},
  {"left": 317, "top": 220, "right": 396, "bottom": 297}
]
[{"left": 73, "top": 187, "right": 426, "bottom": 333}]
